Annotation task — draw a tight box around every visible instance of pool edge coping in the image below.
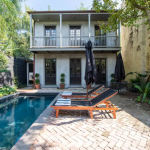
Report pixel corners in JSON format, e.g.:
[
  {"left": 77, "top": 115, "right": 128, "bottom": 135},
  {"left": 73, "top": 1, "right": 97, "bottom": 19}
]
[{"left": 11, "top": 92, "right": 60, "bottom": 150}]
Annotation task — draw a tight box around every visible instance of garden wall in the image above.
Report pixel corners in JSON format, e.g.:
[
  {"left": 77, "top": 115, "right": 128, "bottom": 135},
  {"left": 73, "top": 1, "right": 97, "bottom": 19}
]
[
  {"left": 0, "top": 56, "right": 27, "bottom": 87},
  {"left": 121, "top": 2, "right": 150, "bottom": 81}
]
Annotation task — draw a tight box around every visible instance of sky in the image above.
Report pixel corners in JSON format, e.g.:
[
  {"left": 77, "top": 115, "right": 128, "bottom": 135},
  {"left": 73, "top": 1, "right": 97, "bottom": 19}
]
[
  {"left": 22, "top": 0, "right": 93, "bottom": 11},
  {"left": 22, "top": 0, "right": 122, "bottom": 12}
]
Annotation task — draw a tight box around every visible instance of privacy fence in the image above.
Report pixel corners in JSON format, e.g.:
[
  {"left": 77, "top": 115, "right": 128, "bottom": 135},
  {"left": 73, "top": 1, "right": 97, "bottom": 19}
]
[{"left": 0, "top": 56, "right": 27, "bottom": 87}]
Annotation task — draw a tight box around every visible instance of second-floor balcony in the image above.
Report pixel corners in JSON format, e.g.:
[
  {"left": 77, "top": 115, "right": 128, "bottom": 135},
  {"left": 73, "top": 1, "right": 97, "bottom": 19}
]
[
  {"left": 28, "top": 10, "right": 121, "bottom": 50},
  {"left": 32, "top": 36, "right": 119, "bottom": 48}
]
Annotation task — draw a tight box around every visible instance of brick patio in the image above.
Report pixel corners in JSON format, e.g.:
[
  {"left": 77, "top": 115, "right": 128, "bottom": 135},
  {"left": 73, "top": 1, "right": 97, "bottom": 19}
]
[{"left": 18, "top": 88, "right": 150, "bottom": 150}]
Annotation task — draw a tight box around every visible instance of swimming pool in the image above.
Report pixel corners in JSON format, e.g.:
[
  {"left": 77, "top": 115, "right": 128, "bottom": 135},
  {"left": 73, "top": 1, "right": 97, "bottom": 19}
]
[{"left": 0, "top": 94, "right": 56, "bottom": 150}]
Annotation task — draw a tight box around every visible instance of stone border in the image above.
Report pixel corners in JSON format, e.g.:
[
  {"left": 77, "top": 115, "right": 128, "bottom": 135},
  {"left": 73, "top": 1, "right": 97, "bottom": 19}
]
[
  {"left": 11, "top": 92, "right": 60, "bottom": 150},
  {"left": 0, "top": 92, "right": 20, "bottom": 104}
]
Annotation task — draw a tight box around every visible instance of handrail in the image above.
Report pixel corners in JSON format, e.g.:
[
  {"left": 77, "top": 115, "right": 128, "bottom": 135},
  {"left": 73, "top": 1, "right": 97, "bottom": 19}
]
[{"left": 32, "top": 36, "right": 118, "bottom": 38}]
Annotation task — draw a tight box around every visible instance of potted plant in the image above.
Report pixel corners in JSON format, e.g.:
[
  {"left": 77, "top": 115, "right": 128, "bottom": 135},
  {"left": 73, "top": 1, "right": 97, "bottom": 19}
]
[
  {"left": 35, "top": 73, "right": 40, "bottom": 89},
  {"left": 60, "top": 73, "right": 65, "bottom": 89}
]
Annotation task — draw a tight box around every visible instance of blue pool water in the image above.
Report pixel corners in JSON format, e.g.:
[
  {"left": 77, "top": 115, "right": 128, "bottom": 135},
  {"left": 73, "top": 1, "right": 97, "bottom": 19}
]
[{"left": 0, "top": 95, "right": 56, "bottom": 150}]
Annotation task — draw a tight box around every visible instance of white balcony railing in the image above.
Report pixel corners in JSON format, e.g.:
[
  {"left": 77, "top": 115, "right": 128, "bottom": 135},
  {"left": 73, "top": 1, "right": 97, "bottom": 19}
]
[
  {"left": 32, "top": 36, "right": 60, "bottom": 48},
  {"left": 32, "top": 36, "right": 119, "bottom": 48}
]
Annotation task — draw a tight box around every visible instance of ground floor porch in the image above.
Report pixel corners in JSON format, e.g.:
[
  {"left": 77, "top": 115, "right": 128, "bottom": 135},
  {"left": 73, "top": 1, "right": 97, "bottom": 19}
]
[{"left": 34, "top": 52, "right": 116, "bottom": 88}]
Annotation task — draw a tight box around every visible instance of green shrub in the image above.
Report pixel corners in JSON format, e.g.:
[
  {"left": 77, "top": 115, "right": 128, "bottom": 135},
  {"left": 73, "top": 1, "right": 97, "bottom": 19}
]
[
  {"left": 61, "top": 73, "right": 65, "bottom": 78},
  {"left": 0, "top": 69, "right": 9, "bottom": 73},
  {"left": 35, "top": 73, "right": 39, "bottom": 78},
  {"left": 134, "top": 82, "right": 150, "bottom": 103},
  {"left": 60, "top": 73, "right": 65, "bottom": 84},
  {"left": 60, "top": 78, "right": 65, "bottom": 84},
  {"left": 111, "top": 73, "right": 114, "bottom": 78},
  {"left": 35, "top": 79, "right": 40, "bottom": 85},
  {"left": 0, "top": 85, "right": 17, "bottom": 97},
  {"left": 111, "top": 79, "right": 116, "bottom": 82},
  {"left": 0, "top": 53, "right": 8, "bottom": 71}
]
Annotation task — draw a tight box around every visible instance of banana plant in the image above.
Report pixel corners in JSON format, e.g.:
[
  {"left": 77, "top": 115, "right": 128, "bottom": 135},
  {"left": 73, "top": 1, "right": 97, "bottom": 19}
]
[{"left": 134, "top": 82, "right": 150, "bottom": 103}]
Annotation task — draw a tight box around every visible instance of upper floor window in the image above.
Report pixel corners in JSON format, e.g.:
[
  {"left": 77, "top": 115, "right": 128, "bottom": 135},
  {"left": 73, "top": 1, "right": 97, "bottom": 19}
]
[
  {"left": 70, "top": 26, "right": 81, "bottom": 37},
  {"left": 45, "top": 26, "right": 56, "bottom": 37}
]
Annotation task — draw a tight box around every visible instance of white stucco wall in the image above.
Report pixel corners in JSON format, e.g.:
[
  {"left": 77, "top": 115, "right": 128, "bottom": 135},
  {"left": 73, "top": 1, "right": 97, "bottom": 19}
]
[{"left": 35, "top": 53, "right": 116, "bottom": 88}]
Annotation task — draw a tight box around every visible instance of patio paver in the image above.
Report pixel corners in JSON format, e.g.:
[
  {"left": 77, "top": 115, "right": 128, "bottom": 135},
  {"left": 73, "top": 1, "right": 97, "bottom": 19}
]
[{"left": 18, "top": 88, "right": 150, "bottom": 150}]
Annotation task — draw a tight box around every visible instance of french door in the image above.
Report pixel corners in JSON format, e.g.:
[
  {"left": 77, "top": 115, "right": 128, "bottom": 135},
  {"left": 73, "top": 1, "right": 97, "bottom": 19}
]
[
  {"left": 95, "top": 25, "right": 106, "bottom": 46},
  {"left": 95, "top": 58, "right": 106, "bottom": 84},
  {"left": 70, "top": 26, "right": 81, "bottom": 46},
  {"left": 45, "top": 26, "right": 56, "bottom": 46},
  {"left": 45, "top": 59, "right": 56, "bottom": 85},
  {"left": 70, "top": 59, "right": 81, "bottom": 85}
]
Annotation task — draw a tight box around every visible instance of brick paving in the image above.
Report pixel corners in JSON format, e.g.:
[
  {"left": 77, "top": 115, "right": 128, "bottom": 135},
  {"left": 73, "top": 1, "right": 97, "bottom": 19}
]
[{"left": 18, "top": 88, "right": 150, "bottom": 150}]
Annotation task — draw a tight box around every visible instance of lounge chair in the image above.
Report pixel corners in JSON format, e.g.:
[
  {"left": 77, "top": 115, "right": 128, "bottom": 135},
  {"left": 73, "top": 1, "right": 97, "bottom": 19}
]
[
  {"left": 61, "top": 84, "right": 104, "bottom": 99},
  {"left": 51, "top": 89, "right": 118, "bottom": 119}
]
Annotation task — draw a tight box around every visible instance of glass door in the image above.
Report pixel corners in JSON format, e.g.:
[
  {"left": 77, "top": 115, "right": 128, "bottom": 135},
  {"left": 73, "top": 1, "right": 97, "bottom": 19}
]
[
  {"left": 70, "top": 59, "right": 81, "bottom": 85},
  {"left": 95, "top": 25, "right": 106, "bottom": 46},
  {"left": 45, "top": 26, "right": 56, "bottom": 46},
  {"left": 70, "top": 26, "right": 81, "bottom": 46},
  {"left": 45, "top": 59, "right": 56, "bottom": 85},
  {"left": 95, "top": 58, "right": 106, "bottom": 84}
]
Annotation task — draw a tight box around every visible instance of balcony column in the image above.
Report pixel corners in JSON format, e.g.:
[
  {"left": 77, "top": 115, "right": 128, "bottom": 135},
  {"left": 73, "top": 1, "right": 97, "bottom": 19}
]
[
  {"left": 30, "top": 14, "right": 32, "bottom": 48},
  {"left": 88, "top": 14, "right": 91, "bottom": 38},
  {"left": 118, "top": 22, "right": 120, "bottom": 47},
  {"left": 60, "top": 14, "right": 62, "bottom": 47}
]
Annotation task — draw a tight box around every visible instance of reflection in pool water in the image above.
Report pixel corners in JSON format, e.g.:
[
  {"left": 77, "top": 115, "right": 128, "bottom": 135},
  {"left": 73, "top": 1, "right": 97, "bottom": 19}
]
[{"left": 0, "top": 95, "right": 56, "bottom": 150}]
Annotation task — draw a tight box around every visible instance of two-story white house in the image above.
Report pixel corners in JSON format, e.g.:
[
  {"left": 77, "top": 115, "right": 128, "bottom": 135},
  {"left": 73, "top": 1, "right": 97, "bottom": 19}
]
[{"left": 27, "top": 10, "right": 121, "bottom": 88}]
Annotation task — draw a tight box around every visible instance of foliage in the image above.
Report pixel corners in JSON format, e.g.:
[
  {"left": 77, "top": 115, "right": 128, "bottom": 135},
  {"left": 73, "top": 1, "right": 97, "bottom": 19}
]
[
  {"left": 35, "top": 73, "right": 40, "bottom": 78},
  {"left": 14, "top": 76, "right": 26, "bottom": 89},
  {"left": 35, "top": 79, "right": 40, "bottom": 85},
  {"left": 76, "top": 3, "right": 89, "bottom": 10},
  {"left": 13, "top": 76, "right": 20, "bottom": 88},
  {"left": 35, "top": 73, "right": 40, "bottom": 85},
  {"left": 126, "top": 71, "right": 148, "bottom": 85},
  {"left": 111, "top": 73, "right": 114, "bottom": 78},
  {"left": 110, "top": 73, "right": 115, "bottom": 82},
  {"left": 0, "top": 52, "right": 8, "bottom": 71},
  {"left": 111, "top": 79, "right": 116, "bottom": 82},
  {"left": 0, "top": 69, "right": 9, "bottom": 73},
  {"left": 0, "top": 85, "right": 17, "bottom": 97},
  {"left": 61, "top": 73, "right": 65, "bottom": 78},
  {"left": 0, "top": 2, "right": 33, "bottom": 60},
  {"left": 60, "top": 73, "right": 65, "bottom": 84},
  {"left": 126, "top": 71, "right": 148, "bottom": 92},
  {"left": 48, "top": 5, "right": 51, "bottom": 11},
  {"left": 134, "top": 82, "right": 150, "bottom": 104},
  {"left": 92, "top": 0, "right": 150, "bottom": 35}
]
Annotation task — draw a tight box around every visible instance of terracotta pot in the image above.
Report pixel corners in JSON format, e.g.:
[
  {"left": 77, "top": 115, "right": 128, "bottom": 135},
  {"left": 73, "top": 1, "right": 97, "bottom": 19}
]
[
  {"left": 35, "top": 84, "right": 40, "bottom": 89},
  {"left": 86, "top": 84, "right": 92, "bottom": 89},
  {"left": 60, "top": 84, "right": 65, "bottom": 89}
]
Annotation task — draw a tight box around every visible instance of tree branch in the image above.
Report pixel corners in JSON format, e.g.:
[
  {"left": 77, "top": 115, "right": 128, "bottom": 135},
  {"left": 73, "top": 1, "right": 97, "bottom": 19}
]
[{"left": 128, "top": 0, "right": 146, "bottom": 11}]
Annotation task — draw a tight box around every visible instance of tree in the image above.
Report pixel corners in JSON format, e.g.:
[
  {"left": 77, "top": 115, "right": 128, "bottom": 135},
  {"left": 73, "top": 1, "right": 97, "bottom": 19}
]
[
  {"left": 0, "top": 1, "right": 32, "bottom": 62},
  {"left": 76, "top": 3, "right": 89, "bottom": 10},
  {"left": 48, "top": 5, "right": 51, "bottom": 11},
  {"left": 92, "top": 0, "right": 150, "bottom": 34}
]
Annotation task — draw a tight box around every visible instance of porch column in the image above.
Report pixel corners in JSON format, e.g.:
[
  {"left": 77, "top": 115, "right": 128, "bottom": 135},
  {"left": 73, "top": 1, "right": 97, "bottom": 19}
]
[
  {"left": 88, "top": 14, "right": 91, "bottom": 38},
  {"left": 30, "top": 14, "right": 32, "bottom": 48},
  {"left": 118, "top": 22, "right": 120, "bottom": 47},
  {"left": 60, "top": 14, "right": 62, "bottom": 47}
]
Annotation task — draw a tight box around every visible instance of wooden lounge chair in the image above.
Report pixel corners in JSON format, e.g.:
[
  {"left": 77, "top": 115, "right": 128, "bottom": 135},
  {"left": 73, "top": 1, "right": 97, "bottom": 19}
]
[
  {"left": 61, "top": 84, "right": 104, "bottom": 99},
  {"left": 51, "top": 89, "right": 118, "bottom": 119}
]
